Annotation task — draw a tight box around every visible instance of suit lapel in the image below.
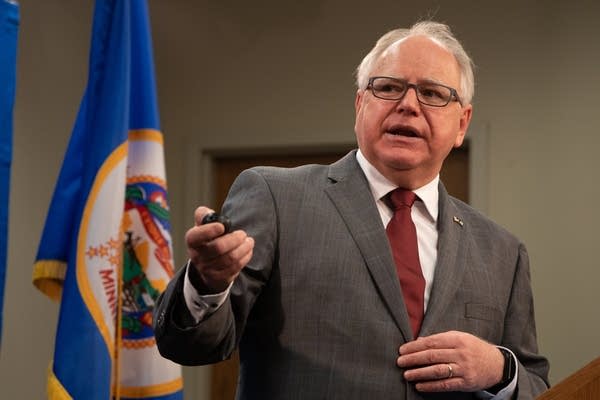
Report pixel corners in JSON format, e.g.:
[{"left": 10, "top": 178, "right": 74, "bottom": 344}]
[
  {"left": 420, "top": 183, "right": 469, "bottom": 336},
  {"left": 324, "top": 151, "right": 413, "bottom": 341}
]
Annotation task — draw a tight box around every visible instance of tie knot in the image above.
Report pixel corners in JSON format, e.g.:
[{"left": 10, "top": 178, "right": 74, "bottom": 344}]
[{"left": 389, "top": 188, "right": 417, "bottom": 210}]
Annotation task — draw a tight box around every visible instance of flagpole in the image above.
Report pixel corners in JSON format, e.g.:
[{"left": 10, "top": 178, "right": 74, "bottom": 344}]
[{"left": 114, "top": 224, "right": 125, "bottom": 400}]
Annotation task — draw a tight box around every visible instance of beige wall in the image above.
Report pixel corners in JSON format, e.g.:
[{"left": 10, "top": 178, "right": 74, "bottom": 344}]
[{"left": 1, "top": 0, "right": 599, "bottom": 398}]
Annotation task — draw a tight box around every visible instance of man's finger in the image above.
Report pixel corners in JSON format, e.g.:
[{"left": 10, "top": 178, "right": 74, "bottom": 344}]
[
  {"left": 400, "top": 331, "right": 460, "bottom": 355},
  {"left": 193, "top": 206, "right": 215, "bottom": 226}
]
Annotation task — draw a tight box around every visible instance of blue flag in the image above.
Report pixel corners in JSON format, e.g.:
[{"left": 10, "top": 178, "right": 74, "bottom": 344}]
[
  {"left": 33, "top": 1, "right": 183, "bottom": 398},
  {"left": 0, "top": 0, "right": 19, "bottom": 350}
]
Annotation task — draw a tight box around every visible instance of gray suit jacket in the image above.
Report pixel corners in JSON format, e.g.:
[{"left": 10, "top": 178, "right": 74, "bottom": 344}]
[{"left": 154, "top": 150, "right": 549, "bottom": 399}]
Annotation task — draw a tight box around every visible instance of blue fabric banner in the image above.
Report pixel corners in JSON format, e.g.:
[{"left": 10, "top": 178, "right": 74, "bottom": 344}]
[
  {"left": 0, "top": 0, "right": 19, "bottom": 350},
  {"left": 33, "top": 1, "right": 183, "bottom": 398}
]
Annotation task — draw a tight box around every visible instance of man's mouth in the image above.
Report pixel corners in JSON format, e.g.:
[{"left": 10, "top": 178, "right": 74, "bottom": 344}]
[{"left": 386, "top": 126, "right": 420, "bottom": 137}]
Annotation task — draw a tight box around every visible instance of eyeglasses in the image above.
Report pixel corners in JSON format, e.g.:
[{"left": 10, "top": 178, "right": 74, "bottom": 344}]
[{"left": 366, "top": 76, "right": 462, "bottom": 107}]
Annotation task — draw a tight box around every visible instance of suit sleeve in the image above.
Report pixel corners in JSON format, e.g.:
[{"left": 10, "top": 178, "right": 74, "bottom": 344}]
[
  {"left": 504, "top": 244, "right": 550, "bottom": 398},
  {"left": 153, "top": 168, "right": 277, "bottom": 365}
]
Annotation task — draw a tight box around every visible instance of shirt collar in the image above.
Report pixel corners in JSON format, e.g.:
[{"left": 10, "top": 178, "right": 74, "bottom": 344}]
[{"left": 356, "top": 149, "right": 439, "bottom": 222}]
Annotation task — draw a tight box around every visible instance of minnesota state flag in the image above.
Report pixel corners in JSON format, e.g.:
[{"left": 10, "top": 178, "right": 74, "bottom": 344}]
[
  {"left": 32, "top": 1, "right": 183, "bottom": 398},
  {"left": 0, "top": 0, "right": 19, "bottom": 350}
]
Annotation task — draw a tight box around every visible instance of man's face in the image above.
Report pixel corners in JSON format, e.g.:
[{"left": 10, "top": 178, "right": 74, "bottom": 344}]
[{"left": 354, "top": 35, "right": 472, "bottom": 188}]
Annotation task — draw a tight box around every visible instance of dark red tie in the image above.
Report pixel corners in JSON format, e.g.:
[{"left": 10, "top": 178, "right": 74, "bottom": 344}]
[{"left": 386, "top": 188, "right": 425, "bottom": 337}]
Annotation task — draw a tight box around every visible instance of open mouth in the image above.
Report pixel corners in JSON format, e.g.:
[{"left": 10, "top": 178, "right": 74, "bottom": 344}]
[{"left": 387, "top": 126, "right": 420, "bottom": 137}]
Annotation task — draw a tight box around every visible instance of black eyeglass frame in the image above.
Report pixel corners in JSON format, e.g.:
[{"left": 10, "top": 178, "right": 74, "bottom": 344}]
[{"left": 366, "top": 76, "right": 463, "bottom": 107}]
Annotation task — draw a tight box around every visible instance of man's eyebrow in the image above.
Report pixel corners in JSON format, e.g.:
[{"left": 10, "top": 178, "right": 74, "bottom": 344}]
[{"left": 417, "top": 78, "right": 450, "bottom": 86}]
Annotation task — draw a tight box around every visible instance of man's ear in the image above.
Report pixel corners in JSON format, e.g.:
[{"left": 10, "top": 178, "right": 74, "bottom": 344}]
[
  {"left": 355, "top": 90, "right": 364, "bottom": 114},
  {"left": 454, "top": 104, "right": 473, "bottom": 147}
]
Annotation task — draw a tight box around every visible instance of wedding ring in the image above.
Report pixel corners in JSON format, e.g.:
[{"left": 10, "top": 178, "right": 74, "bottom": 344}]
[{"left": 447, "top": 364, "right": 453, "bottom": 379}]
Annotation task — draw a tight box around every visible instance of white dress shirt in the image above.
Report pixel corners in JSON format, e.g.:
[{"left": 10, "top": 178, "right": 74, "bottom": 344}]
[{"left": 355, "top": 150, "right": 438, "bottom": 310}]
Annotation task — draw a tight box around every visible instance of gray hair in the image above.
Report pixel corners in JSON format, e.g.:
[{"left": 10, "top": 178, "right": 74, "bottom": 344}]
[{"left": 355, "top": 21, "right": 475, "bottom": 105}]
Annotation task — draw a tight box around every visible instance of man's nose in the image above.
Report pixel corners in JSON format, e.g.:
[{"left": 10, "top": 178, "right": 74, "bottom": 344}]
[{"left": 394, "top": 86, "right": 420, "bottom": 114}]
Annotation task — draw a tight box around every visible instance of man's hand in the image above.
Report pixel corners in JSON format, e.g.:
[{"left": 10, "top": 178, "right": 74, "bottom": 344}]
[
  {"left": 397, "top": 331, "right": 505, "bottom": 392},
  {"left": 185, "top": 206, "right": 254, "bottom": 294}
]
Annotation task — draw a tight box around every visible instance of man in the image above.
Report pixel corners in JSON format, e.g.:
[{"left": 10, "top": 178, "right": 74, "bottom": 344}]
[{"left": 154, "top": 21, "right": 550, "bottom": 399}]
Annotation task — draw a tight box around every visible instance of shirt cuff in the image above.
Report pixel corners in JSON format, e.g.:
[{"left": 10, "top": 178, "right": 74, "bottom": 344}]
[
  {"left": 182, "top": 260, "right": 232, "bottom": 323},
  {"left": 475, "top": 347, "right": 519, "bottom": 400}
]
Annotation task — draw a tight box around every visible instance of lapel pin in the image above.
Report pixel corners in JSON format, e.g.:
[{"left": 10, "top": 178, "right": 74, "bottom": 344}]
[{"left": 453, "top": 216, "right": 464, "bottom": 227}]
